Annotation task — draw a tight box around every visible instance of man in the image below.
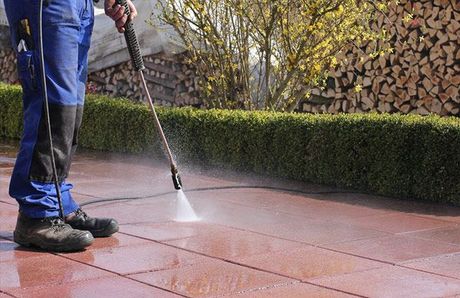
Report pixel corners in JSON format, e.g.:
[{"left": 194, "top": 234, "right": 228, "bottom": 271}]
[{"left": 4, "top": 0, "right": 137, "bottom": 251}]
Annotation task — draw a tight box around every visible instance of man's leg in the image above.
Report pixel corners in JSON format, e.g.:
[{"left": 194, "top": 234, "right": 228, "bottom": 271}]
[
  {"left": 5, "top": 0, "right": 93, "bottom": 251},
  {"left": 63, "top": 0, "right": 119, "bottom": 237}
]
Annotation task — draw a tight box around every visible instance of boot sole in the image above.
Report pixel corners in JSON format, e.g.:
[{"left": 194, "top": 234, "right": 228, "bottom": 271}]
[{"left": 14, "top": 231, "right": 94, "bottom": 252}]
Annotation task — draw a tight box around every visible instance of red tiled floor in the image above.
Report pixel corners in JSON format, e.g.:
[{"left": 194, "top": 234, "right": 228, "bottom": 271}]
[
  {"left": 165, "top": 228, "right": 304, "bottom": 260},
  {"left": 312, "top": 265, "right": 460, "bottom": 297},
  {"left": 403, "top": 225, "right": 460, "bottom": 245},
  {"left": 0, "top": 254, "right": 113, "bottom": 289},
  {"left": 129, "top": 259, "right": 294, "bottom": 297},
  {"left": 62, "top": 242, "right": 207, "bottom": 275},
  {"left": 325, "top": 235, "right": 460, "bottom": 263},
  {"left": 7, "top": 276, "right": 181, "bottom": 298},
  {"left": 402, "top": 252, "right": 460, "bottom": 280},
  {"left": 227, "top": 281, "right": 358, "bottom": 298},
  {"left": 236, "top": 246, "right": 385, "bottom": 281},
  {"left": 3, "top": 143, "right": 460, "bottom": 296}
]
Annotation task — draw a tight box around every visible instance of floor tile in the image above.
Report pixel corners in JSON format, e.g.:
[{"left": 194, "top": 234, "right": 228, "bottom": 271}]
[
  {"left": 237, "top": 246, "right": 385, "bottom": 281},
  {"left": 80, "top": 199, "right": 175, "bottom": 225},
  {"left": 121, "top": 221, "right": 226, "bottom": 242},
  {"left": 228, "top": 281, "right": 358, "bottom": 298},
  {"left": 0, "top": 254, "right": 112, "bottom": 289},
  {"left": 340, "top": 212, "right": 454, "bottom": 234},
  {"left": 325, "top": 235, "right": 460, "bottom": 263},
  {"left": 7, "top": 276, "right": 181, "bottom": 298},
  {"left": 402, "top": 252, "right": 460, "bottom": 280},
  {"left": 129, "top": 259, "right": 294, "bottom": 297},
  {"left": 63, "top": 242, "right": 207, "bottom": 275},
  {"left": 267, "top": 220, "right": 390, "bottom": 246},
  {"left": 312, "top": 265, "right": 460, "bottom": 298},
  {"left": 404, "top": 225, "right": 460, "bottom": 245},
  {"left": 0, "top": 239, "right": 53, "bottom": 262},
  {"left": 0, "top": 203, "right": 17, "bottom": 238},
  {"left": 165, "top": 228, "right": 303, "bottom": 260},
  {"left": 85, "top": 233, "right": 152, "bottom": 251}
]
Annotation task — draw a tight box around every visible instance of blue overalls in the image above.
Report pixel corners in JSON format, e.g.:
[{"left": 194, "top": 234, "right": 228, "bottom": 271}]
[{"left": 4, "top": 0, "right": 94, "bottom": 218}]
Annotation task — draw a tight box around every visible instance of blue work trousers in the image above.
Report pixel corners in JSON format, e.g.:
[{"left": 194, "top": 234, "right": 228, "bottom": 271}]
[{"left": 4, "top": 0, "right": 94, "bottom": 218}]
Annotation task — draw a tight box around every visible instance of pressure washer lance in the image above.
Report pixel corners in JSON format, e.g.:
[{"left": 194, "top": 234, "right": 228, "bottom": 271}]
[{"left": 116, "top": 0, "right": 183, "bottom": 190}]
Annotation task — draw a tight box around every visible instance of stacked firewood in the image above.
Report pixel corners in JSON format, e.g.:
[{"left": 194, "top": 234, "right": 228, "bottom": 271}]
[
  {"left": 88, "top": 52, "right": 200, "bottom": 107},
  {"left": 0, "top": 48, "right": 17, "bottom": 84},
  {"left": 302, "top": 0, "right": 459, "bottom": 116}
]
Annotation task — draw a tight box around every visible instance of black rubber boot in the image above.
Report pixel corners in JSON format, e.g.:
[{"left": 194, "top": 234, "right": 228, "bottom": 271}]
[
  {"left": 14, "top": 212, "right": 94, "bottom": 252},
  {"left": 65, "top": 209, "right": 119, "bottom": 237}
]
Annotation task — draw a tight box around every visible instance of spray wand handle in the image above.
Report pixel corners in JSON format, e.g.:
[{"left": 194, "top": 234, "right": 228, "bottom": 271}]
[{"left": 116, "top": 0, "right": 145, "bottom": 71}]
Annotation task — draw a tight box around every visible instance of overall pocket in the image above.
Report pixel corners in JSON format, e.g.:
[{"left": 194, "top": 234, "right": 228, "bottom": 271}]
[{"left": 17, "top": 50, "right": 38, "bottom": 92}]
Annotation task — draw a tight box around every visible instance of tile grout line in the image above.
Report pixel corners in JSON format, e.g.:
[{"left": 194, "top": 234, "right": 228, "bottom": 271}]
[
  {"left": 397, "top": 264, "right": 460, "bottom": 282},
  {"left": 0, "top": 289, "right": 17, "bottom": 298},
  {"left": 204, "top": 221, "right": 460, "bottom": 279},
  {"left": 120, "top": 225, "right": 460, "bottom": 286},
  {"left": 52, "top": 252, "right": 189, "bottom": 298},
  {"left": 117, "top": 231, "right": 371, "bottom": 297}
]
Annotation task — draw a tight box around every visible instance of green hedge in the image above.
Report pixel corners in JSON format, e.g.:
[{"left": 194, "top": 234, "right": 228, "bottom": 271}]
[{"left": 1, "top": 83, "right": 459, "bottom": 204}]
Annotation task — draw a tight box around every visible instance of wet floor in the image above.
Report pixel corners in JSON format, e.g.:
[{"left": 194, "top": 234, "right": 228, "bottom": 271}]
[{"left": 1, "top": 141, "right": 460, "bottom": 297}]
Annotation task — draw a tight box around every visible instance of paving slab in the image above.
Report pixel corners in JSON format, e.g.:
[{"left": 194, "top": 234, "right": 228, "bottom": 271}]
[
  {"left": 236, "top": 246, "right": 385, "bottom": 281},
  {"left": 128, "top": 259, "right": 294, "bottom": 297},
  {"left": 61, "top": 242, "right": 208, "bottom": 275},
  {"left": 325, "top": 234, "right": 460, "bottom": 264},
  {"left": 227, "top": 282, "right": 358, "bottom": 298},
  {"left": 401, "top": 252, "right": 460, "bottom": 280},
  {"left": 2, "top": 141, "right": 460, "bottom": 297},
  {"left": 6, "top": 276, "right": 182, "bottom": 298},
  {"left": 312, "top": 265, "right": 460, "bottom": 298}
]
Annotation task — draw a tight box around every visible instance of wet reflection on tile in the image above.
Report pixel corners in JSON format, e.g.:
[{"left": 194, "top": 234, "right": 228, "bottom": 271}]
[
  {"left": 0, "top": 254, "right": 111, "bottom": 289},
  {"left": 63, "top": 242, "right": 206, "bottom": 275},
  {"left": 237, "top": 246, "right": 385, "bottom": 281},
  {"left": 166, "top": 228, "right": 303, "bottom": 260},
  {"left": 8, "top": 276, "right": 181, "bottom": 298},
  {"left": 130, "top": 259, "right": 293, "bottom": 297},
  {"left": 121, "top": 221, "right": 224, "bottom": 242}
]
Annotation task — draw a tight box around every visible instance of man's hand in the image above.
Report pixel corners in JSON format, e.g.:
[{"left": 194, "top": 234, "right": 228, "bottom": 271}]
[{"left": 104, "top": 0, "right": 138, "bottom": 33}]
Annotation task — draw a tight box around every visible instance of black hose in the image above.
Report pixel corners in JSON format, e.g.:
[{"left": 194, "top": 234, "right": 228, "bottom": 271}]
[
  {"left": 38, "top": 0, "right": 65, "bottom": 219},
  {"left": 79, "top": 185, "right": 356, "bottom": 207}
]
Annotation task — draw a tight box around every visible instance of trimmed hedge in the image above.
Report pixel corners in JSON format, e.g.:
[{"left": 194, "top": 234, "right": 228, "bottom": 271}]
[{"left": 1, "top": 83, "right": 459, "bottom": 204}]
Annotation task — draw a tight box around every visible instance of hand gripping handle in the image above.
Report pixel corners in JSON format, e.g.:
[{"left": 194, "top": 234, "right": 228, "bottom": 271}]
[{"left": 116, "top": 0, "right": 145, "bottom": 71}]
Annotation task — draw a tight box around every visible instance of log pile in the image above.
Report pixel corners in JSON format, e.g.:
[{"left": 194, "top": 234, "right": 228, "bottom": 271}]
[
  {"left": 0, "top": 48, "right": 17, "bottom": 84},
  {"left": 87, "top": 52, "right": 200, "bottom": 107},
  {"left": 302, "top": 0, "right": 460, "bottom": 116}
]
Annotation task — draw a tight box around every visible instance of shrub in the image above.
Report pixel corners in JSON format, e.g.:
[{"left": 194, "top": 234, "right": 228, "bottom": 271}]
[{"left": 1, "top": 84, "right": 459, "bottom": 204}]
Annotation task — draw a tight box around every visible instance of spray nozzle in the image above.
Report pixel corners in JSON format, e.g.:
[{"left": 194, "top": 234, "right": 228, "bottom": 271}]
[{"left": 171, "top": 166, "right": 183, "bottom": 190}]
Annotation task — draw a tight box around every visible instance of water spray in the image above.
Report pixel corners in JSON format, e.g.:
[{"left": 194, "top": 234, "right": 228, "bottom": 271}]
[{"left": 116, "top": 0, "right": 182, "bottom": 190}]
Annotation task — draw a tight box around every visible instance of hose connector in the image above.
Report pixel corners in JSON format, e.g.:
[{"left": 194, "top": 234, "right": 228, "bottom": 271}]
[{"left": 171, "top": 165, "right": 183, "bottom": 190}]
